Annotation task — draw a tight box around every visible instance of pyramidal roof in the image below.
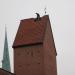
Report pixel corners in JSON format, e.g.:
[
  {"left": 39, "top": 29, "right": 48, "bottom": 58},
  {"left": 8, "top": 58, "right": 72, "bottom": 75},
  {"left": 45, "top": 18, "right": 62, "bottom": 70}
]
[
  {"left": 13, "top": 15, "right": 50, "bottom": 48},
  {"left": 2, "top": 28, "right": 11, "bottom": 72}
]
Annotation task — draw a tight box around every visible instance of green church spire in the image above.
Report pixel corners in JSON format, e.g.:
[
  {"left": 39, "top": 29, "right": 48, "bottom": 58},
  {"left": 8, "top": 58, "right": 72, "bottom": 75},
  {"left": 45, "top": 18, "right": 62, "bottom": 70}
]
[{"left": 2, "top": 27, "right": 11, "bottom": 72}]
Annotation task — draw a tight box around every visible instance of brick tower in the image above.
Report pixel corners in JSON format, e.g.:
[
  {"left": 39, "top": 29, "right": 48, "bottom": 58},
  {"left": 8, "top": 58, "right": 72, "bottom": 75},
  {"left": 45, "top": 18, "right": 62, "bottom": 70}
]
[{"left": 13, "top": 15, "right": 57, "bottom": 75}]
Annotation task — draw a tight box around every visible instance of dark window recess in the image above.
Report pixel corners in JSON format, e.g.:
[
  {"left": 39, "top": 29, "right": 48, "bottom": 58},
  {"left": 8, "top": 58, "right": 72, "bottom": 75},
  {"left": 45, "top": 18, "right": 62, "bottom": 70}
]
[
  {"left": 37, "top": 62, "right": 40, "bottom": 64},
  {"left": 27, "top": 51, "right": 29, "bottom": 55},
  {"left": 27, "top": 64, "right": 30, "bottom": 66},
  {"left": 19, "top": 65, "right": 22, "bottom": 68},
  {"left": 37, "top": 50, "right": 40, "bottom": 53},
  {"left": 31, "top": 51, "right": 33, "bottom": 57}
]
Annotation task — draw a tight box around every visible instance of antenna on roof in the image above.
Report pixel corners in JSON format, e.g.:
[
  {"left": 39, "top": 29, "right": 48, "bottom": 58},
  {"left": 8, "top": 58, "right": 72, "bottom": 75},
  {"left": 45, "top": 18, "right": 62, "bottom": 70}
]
[{"left": 44, "top": 7, "right": 47, "bottom": 15}]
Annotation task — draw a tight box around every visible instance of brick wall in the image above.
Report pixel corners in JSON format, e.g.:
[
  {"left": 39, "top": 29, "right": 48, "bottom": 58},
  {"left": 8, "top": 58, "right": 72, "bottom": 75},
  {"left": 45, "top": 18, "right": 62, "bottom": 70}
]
[
  {"left": 43, "top": 21, "right": 57, "bottom": 75},
  {"left": 14, "top": 44, "right": 44, "bottom": 75}
]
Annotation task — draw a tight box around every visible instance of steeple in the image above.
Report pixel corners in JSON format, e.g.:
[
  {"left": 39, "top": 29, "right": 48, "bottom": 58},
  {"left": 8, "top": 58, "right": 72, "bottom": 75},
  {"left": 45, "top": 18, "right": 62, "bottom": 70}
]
[{"left": 2, "top": 27, "right": 11, "bottom": 72}]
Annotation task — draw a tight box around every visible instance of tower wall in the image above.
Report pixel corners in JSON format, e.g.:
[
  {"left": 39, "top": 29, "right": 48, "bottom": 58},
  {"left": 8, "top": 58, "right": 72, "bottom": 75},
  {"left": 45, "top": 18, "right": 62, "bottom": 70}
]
[
  {"left": 43, "top": 21, "right": 57, "bottom": 75},
  {"left": 14, "top": 44, "right": 44, "bottom": 75}
]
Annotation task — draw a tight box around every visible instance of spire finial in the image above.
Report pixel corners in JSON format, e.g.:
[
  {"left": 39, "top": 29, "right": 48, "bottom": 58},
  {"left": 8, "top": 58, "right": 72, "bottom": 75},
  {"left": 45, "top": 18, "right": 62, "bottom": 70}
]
[{"left": 5, "top": 25, "right": 7, "bottom": 35}]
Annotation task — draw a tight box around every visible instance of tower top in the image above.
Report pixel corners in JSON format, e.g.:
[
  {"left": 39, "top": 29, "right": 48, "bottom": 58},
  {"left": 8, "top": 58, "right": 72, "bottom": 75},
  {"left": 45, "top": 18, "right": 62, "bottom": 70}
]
[{"left": 13, "top": 15, "right": 49, "bottom": 48}]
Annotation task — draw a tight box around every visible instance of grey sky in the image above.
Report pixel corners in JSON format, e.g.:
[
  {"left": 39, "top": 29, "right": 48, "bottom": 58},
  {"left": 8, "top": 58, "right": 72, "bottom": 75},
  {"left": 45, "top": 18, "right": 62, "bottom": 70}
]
[{"left": 0, "top": 0, "right": 75, "bottom": 75}]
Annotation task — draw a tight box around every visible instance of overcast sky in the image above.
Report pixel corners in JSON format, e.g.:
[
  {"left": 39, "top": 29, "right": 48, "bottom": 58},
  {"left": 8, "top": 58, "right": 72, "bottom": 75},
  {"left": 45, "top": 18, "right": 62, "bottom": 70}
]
[{"left": 0, "top": 0, "right": 75, "bottom": 75}]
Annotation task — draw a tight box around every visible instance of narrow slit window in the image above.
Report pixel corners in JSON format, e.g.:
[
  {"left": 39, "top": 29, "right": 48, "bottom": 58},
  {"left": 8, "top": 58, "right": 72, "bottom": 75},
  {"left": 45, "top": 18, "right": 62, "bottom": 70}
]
[
  {"left": 37, "top": 62, "right": 40, "bottom": 64},
  {"left": 31, "top": 51, "right": 33, "bottom": 57}
]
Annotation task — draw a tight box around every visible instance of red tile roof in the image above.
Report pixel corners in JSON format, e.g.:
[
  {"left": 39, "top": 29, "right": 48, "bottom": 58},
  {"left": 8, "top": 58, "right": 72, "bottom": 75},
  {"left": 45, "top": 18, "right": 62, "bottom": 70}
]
[{"left": 13, "top": 15, "right": 49, "bottom": 48}]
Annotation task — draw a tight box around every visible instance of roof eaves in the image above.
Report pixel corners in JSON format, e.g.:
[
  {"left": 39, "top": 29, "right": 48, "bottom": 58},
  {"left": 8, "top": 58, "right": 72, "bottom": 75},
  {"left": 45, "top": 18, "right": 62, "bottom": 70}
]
[{"left": 13, "top": 42, "right": 43, "bottom": 48}]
